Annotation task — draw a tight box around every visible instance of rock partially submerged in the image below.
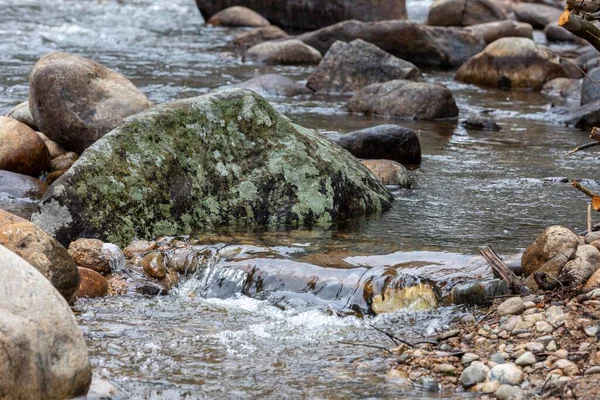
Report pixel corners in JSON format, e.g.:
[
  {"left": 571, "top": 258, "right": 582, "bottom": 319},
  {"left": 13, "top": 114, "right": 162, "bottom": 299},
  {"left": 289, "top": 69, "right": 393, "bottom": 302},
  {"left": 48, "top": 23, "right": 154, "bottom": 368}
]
[
  {"left": 307, "top": 39, "right": 421, "bottom": 94},
  {"left": 427, "top": 0, "right": 506, "bottom": 27},
  {"left": 207, "top": 6, "right": 270, "bottom": 27},
  {"left": 245, "top": 40, "right": 322, "bottom": 65},
  {"left": 34, "top": 89, "right": 393, "bottom": 247},
  {"left": 542, "top": 78, "right": 582, "bottom": 103},
  {"left": 361, "top": 160, "right": 411, "bottom": 187},
  {"left": 233, "top": 26, "right": 288, "bottom": 50},
  {"left": 0, "top": 245, "right": 91, "bottom": 399},
  {"left": 219, "top": 74, "right": 312, "bottom": 97},
  {"left": 465, "top": 20, "right": 533, "bottom": 44}
]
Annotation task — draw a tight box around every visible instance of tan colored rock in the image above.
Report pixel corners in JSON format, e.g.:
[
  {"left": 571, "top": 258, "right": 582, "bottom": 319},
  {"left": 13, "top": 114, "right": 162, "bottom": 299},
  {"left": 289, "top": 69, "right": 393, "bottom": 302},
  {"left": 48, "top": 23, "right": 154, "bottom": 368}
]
[
  {"left": 207, "top": 6, "right": 270, "bottom": 27},
  {"left": 245, "top": 40, "right": 322, "bottom": 65},
  {"left": 107, "top": 275, "right": 128, "bottom": 296},
  {"left": 0, "top": 209, "right": 79, "bottom": 302},
  {"left": 76, "top": 267, "right": 108, "bottom": 298},
  {"left": 465, "top": 20, "right": 533, "bottom": 44},
  {"left": 561, "top": 245, "right": 600, "bottom": 287},
  {"left": 586, "top": 267, "right": 600, "bottom": 289},
  {"left": 0, "top": 245, "right": 91, "bottom": 399},
  {"left": 29, "top": 52, "right": 153, "bottom": 154},
  {"left": 233, "top": 25, "right": 288, "bottom": 50},
  {"left": 123, "top": 239, "right": 158, "bottom": 259},
  {"left": 522, "top": 226, "right": 579, "bottom": 278},
  {"left": 6, "top": 100, "right": 37, "bottom": 130},
  {"left": 50, "top": 151, "right": 78, "bottom": 171},
  {"left": 46, "top": 169, "right": 68, "bottom": 185},
  {"left": 455, "top": 37, "right": 566, "bottom": 90},
  {"left": 37, "top": 131, "right": 67, "bottom": 158},
  {"left": 361, "top": 160, "right": 411, "bottom": 187},
  {"left": 0, "top": 116, "right": 50, "bottom": 177},
  {"left": 141, "top": 251, "right": 167, "bottom": 280},
  {"left": 427, "top": 0, "right": 506, "bottom": 27},
  {"left": 68, "top": 238, "right": 112, "bottom": 274},
  {"left": 371, "top": 283, "right": 438, "bottom": 314}
]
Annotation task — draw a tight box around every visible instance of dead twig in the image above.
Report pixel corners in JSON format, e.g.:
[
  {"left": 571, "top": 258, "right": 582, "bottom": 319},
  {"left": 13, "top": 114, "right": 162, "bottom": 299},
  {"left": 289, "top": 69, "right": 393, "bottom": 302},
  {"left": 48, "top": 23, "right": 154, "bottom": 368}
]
[
  {"left": 572, "top": 180, "right": 600, "bottom": 199},
  {"left": 337, "top": 340, "right": 393, "bottom": 354},
  {"left": 370, "top": 325, "right": 438, "bottom": 347},
  {"left": 480, "top": 246, "right": 528, "bottom": 295},
  {"left": 567, "top": 141, "right": 600, "bottom": 155}
]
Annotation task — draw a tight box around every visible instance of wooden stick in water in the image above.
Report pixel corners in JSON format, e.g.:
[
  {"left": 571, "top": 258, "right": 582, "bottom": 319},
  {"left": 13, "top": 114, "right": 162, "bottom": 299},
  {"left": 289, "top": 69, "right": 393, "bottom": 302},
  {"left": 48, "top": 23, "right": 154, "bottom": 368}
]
[{"left": 572, "top": 180, "right": 600, "bottom": 199}]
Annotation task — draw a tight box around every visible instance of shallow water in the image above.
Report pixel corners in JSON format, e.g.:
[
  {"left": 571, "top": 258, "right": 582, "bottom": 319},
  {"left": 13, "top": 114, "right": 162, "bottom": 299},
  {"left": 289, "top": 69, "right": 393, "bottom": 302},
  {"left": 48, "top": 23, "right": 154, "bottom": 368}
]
[{"left": 1, "top": 0, "right": 598, "bottom": 398}]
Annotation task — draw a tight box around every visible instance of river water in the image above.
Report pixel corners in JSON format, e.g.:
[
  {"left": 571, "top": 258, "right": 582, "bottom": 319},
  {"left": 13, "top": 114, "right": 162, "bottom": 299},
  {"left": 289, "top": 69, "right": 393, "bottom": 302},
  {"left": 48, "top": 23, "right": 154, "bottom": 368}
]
[{"left": 1, "top": 0, "right": 598, "bottom": 398}]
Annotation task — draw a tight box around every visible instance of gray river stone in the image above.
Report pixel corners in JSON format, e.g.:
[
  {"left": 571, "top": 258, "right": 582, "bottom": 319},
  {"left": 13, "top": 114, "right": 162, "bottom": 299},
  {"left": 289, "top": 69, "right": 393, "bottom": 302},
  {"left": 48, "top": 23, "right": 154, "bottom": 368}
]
[
  {"left": 0, "top": 244, "right": 91, "bottom": 399},
  {"left": 33, "top": 89, "right": 393, "bottom": 247}
]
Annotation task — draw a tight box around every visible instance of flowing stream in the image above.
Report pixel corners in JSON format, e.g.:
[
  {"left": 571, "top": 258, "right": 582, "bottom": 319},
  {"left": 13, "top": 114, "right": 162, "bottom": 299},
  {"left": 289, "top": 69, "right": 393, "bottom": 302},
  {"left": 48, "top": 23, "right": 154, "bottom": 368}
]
[{"left": 1, "top": 0, "right": 599, "bottom": 398}]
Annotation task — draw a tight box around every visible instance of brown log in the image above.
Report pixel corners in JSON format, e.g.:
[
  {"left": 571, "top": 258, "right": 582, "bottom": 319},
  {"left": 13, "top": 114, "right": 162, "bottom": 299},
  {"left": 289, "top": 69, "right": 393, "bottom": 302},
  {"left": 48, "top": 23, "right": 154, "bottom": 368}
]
[
  {"left": 567, "top": 0, "right": 600, "bottom": 13},
  {"left": 559, "top": 9, "right": 600, "bottom": 52},
  {"left": 572, "top": 180, "right": 600, "bottom": 199}
]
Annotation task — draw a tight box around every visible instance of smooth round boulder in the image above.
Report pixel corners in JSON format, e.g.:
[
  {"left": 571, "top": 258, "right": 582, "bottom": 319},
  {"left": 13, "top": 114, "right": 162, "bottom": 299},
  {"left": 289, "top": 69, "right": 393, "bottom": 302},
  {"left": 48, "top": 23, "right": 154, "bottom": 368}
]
[
  {"left": 76, "top": 267, "right": 109, "bottom": 298},
  {"left": 513, "top": 3, "right": 562, "bottom": 29},
  {"left": 361, "top": 160, "right": 411, "bottom": 187},
  {"left": 219, "top": 74, "right": 313, "bottom": 97},
  {"left": 0, "top": 245, "right": 91, "bottom": 399},
  {"left": 0, "top": 116, "right": 50, "bottom": 177},
  {"left": 427, "top": 0, "right": 506, "bottom": 27},
  {"left": 465, "top": 20, "right": 533, "bottom": 44},
  {"left": 455, "top": 37, "right": 566, "bottom": 90},
  {"left": 0, "top": 170, "right": 48, "bottom": 200},
  {"left": 0, "top": 209, "right": 80, "bottom": 302},
  {"left": 307, "top": 39, "right": 421, "bottom": 94},
  {"left": 6, "top": 100, "right": 37, "bottom": 130},
  {"left": 29, "top": 52, "right": 153, "bottom": 154},
  {"left": 207, "top": 6, "right": 270, "bottom": 27},
  {"left": 334, "top": 125, "right": 421, "bottom": 165},
  {"left": 542, "top": 78, "right": 582, "bottom": 103},
  {"left": 347, "top": 80, "right": 458, "bottom": 120},
  {"left": 233, "top": 25, "right": 288, "bottom": 50},
  {"left": 68, "top": 238, "right": 113, "bottom": 275},
  {"left": 245, "top": 40, "right": 322, "bottom": 65},
  {"left": 521, "top": 226, "right": 580, "bottom": 278}
]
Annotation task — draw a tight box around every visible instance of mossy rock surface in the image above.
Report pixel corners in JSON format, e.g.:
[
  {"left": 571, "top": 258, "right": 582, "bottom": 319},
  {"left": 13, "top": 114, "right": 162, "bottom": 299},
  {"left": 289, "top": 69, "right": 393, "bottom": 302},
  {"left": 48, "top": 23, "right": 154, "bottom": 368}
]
[{"left": 33, "top": 89, "right": 393, "bottom": 246}]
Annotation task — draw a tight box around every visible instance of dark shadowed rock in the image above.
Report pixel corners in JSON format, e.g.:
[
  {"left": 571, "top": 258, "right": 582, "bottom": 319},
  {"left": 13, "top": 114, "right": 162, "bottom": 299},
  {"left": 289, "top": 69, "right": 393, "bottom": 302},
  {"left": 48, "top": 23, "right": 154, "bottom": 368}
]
[
  {"left": 245, "top": 40, "right": 322, "bottom": 65},
  {"left": 347, "top": 80, "right": 458, "bottom": 120},
  {"left": 233, "top": 25, "right": 288, "bottom": 50},
  {"left": 334, "top": 125, "right": 421, "bottom": 165},
  {"left": 0, "top": 209, "right": 80, "bottom": 302},
  {"left": 582, "top": 67, "right": 600, "bottom": 105},
  {"left": 207, "top": 6, "right": 269, "bottom": 27},
  {"left": 544, "top": 22, "right": 582, "bottom": 43},
  {"left": 0, "top": 170, "right": 48, "bottom": 200},
  {"left": 465, "top": 20, "right": 533, "bottom": 44},
  {"left": 556, "top": 100, "right": 600, "bottom": 128},
  {"left": 541, "top": 78, "right": 581, "bottom": 103},
  {"left": 427, "top": 0, "right": 506, "bottom": 27},
  {"left": 219, "top": 74, "right": 312, "bottom": 97},
  {"left": 195, "top": 0, "right": 407, "bottom": 31},
  {"left": 307, "top": 39, "right": 421, "bottom": 94},
  {"left": 0, "top": 245, "right": 91, "bottom": 399},
  {"left": 33, "top": 89, "right": 393, "bottom": 247},
  {"left": 29, "top": 52, "right": 153, "bottom": 154},
  {"left": 455, "top": 37, "right": 566, "bottom": 90},
  {"left": 6, "top": 100, "right": 37, "bottom": 130},
  {"left": 462, "top": 115, "right": 501, "bottom": 131},
  {"left": 361, "top": 160, "right": 411, "bottom": 187},
  {"left": 513, "top": 3, "right": 562, "bottom": 29},
  {"left": 37, "top": 131, "right": 67, "bottom": 159},
  {"left": 294, "top": 20, "right": 484, "bottom": 68},
  {"left": 0, "top": 116, "right": 50, "bottom": 177}
]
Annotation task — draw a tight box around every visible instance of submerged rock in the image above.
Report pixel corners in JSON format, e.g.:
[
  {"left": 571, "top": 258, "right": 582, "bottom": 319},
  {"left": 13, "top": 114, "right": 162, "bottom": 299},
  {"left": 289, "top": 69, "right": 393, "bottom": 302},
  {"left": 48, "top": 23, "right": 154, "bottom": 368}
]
[
  {"left": 334, "top": 125, "right": 421, "bottom": 165},
  {"left": 245, "top": 40, "right": 322, "bottom": 65},
  {"left": 219, "top": 74, "right": 312, "bottom": 97},
  {"left": 29, "top": 52, "right": 153, "bottom": 154},
  {"left": 462, "top": 115, "right": 501, "bottom": 131},
  {"left": 361, "top": 160, "right": 411, "bottom": 187},
  {"left": 233, "top": 26, "right": 288, "bottom": 50},
  {"left": 0, "top": 209, "right": 80, "bottom": 302},
  {"left": 427, "top": 0, "right": 506, "bottom": 27},
  {"left": 347, "top": 80, "right": 458, "bottom": 120},
  {"left": 294, "top": 20, "right": 484, "bottom": 68},
  {"left": 207, "top": 6, "right": 269, "bottom": 27},
  {"left": 0, "top": 116, "right": 50, "bottom": 177},
  {"left": 307, "top": 39, "right": 421, "bottom": 94},
  {"left": 34, "top": 89, "right": 393, "bottom": 247},
  {"left": 0, "top": 245, "right": 91, "bottom": 399},
  {"left": 465, "top": 20, "right": 533, "bottom": 44},
  {"left": 6, "top": 100, "right": 37, "bottom": 130},
  {"left": 455, "top": 37, "right": 566, "bottom": 90}
]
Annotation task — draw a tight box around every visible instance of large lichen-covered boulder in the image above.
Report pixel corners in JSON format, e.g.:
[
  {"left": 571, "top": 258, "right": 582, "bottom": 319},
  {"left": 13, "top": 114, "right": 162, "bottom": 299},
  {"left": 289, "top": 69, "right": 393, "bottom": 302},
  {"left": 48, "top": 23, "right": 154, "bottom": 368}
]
[
  {"left": 33, "top": 89, "right": 393, "bottom": 247},
  {"left": 0, "top": 245, "right": 91, "bottom": 399}
]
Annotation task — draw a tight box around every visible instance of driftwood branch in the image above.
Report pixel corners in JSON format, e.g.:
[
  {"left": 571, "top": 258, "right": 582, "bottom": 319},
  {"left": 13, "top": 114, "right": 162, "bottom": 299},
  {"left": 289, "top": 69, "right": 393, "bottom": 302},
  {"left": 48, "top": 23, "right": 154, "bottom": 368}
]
[
  {"left": 479, "top": 246, "right": 529, "bottom": 295},
  {"left": 567, "top": 141, "right": 600, "bottom": 155},
  {"left": 567, "top": 0, "right": 600, "bottom": 13},
  {"left": 572, "top": 180, "right": 600, "bottom": 198},
  {"left": 559, "top": 9, "right": 600, "bottom": 52}
]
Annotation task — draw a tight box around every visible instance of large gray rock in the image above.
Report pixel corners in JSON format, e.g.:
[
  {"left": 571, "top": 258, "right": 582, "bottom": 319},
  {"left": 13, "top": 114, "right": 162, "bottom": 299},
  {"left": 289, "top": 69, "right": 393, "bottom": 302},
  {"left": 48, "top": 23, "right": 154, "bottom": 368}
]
[
  {"left": 307, "top": 39, "right": 421, "bottom": 94},
  {"left": 347, "top": 80, "right": 458, "bottom": 120},
  {"left": 219, "top": 74, "right": 312, "bottom": 97},
  {"left": 0, "top": 245, "right": 91, "bottom": 399},
  {"left": 29, "top": 52, "right": 153, "bottom": 154},
  {"left": 294, "top": 20, "right": 484, "bottom": 68},
  {"left": 195, "top": 0, "right": 407, "bottom": 31},
  {"left": 33, "top": 89, "right": 393, "bottom": 247},
  {"left": 427, "top": 0, "right": 506, "bottom": 27}
]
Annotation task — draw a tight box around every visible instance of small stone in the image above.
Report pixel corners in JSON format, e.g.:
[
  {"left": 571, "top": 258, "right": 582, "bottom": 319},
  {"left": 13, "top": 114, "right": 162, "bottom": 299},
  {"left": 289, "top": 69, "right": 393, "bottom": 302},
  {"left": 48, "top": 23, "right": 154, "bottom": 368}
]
[
  {"left": 546, "top": 341, "right": 558, "bottom": 352},
  {"left": 553, "top": 359, "right": 579, "bottom": 376},
  {"left": 434, "top": 363, "right": 456, "bottom": 374},
  {"left": 500, "top": 315, "right": 522, "bottom": 332},
  {"left": 523, "top": 313, "right": 545, "bottom": 323},
  {"left": 515, "top": 352, "right": 536, "bottom": 366},
  {"left": 536, "top": 321, "right": 553, "bottom": 333},
  {"left": 497, "top": 297, "right": 525, "bottom": 316},
  {"left": 68, "top": 238, "right": 112, "bottom": 275},
  {"left": 584, "top": 366, "right": 600, "bottom": 375},
  {"left": 488, "top": 363, "right": 524, "bottom": 385},
  {"left": 460, "top": 361, "right": 489, "bottom": 388},
  {"left": 512, "top": 320, "right": 534, "bottom": 332},
  {"left": 554, "top": 349, "right": 568, "bottom": 359},
  {"left": 140, "top": 251, "right": 167, "bottom": 280},
  {"left": 491, "top": 353, "right": 506, "bottom": 364},
  {"left": 495, "top": 384, "right": 523, "bottom": 400},
  {"left": 439, "top": 329, "right": 460, "bottom": 340},
  {"left": 523, "top": 308, "right": 542, "bottom": 316},
  {"left": 523, "top": 301, "right": 536, "bottom": 309},
  {"left": 584, "top": 325, "right": 600, "bottom": 337},
  {"left": 76, "top": 267, "right": 108, "bottom": 298},
  {"left": 526, "top": 342, "right": 544, "bottom": 353},
  {"left": 414, "top": 376, "right": 439, "bottom": 391},
  {"left": 579, "top": 343, "right": 591, "bottom": 352},
  {"left": 470, "top": 381, "right": 500, "bottom": 393},
  {"left": 461, "top": 353, "right": 480, "bottom": 365},
  {"left": 537, "top": 335, "right": 554, "bottom": 343},
  {"left": 545, "top": 306, "right": 566, "bottom": 328}
]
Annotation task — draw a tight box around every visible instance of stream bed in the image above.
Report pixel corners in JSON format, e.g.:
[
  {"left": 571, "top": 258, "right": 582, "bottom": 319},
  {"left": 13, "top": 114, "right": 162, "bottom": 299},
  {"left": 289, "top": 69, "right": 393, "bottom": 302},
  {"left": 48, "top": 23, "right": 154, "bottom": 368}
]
[{"left": 1, "top": 0, "right": 599, "bottom": 398}]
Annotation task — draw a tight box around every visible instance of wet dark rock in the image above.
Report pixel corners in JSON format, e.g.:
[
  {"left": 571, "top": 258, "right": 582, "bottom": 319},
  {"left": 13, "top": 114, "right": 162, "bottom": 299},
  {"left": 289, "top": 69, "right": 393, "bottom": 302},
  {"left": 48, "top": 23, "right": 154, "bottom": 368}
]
[
  {"left": 513, "top": 3, "right": 562, "bottom": 29},
  {"left": 450, "top": 279, "right": 509, "bottom": 306},
  {"left": 50, "top": 151, "right": 78, "bottom": 172},
  {"left": 347, "top": 80, "right": 458, "bottom": 120},
  {"left": 541, "top": 78, "right": 582, "bottom": 103},
  {"left": 0, "top": 209, "right": 80, "bottom": 302},
  {"left": 68, "top": 238, "right": 112, "bottom": 275},
  {"left": 0, "top": 170, "right": 48, "bottom": 200},
  {"left": 123, "top": 239, "right": 158, "bottom": 260},
  {"left": 544, "top": 22, "right": 581, "bottom": 43},
  {"left": 233, "top": 25, "right": 288, "bottom": 50},
  {"left": 33, "top": 89, "right": 393, "bottom": 247},
  {"left": 582, "top": 67, "right": 600, "bottom": 106},
  {"left": 0, "top": 245, "right": 91, "bottom": 399},
  {"left": 427, "top": 0, "right": 506, "bottom": 27},
  {"left": 220, "top": 74, "right": 312, "bottom": 97},
  {"left": 6, "top": 100, "right": 37, "bottom": 130},
  {"left": 307, "top": 39, "right": 421, "bottom": 94},
  {"left": 462, "top": 115, "right": 501, "bottom": 131},
  {"left": 465, "top": 20, "right": 533, "bottom": 44},
  {"left": 0, "top": 116, "right": 50, "bottom": 177},
  {"left": 207, "top": 6, "right": 269, "bottom": 27},
  {"left": 141, "top": 251, "right": 168, "bottom": 280},
  {"left": 76, "top": 267, "right": 109, "bottom": 298},
  {"left": 455, "top": 37, "right": 566, "bottom": 90},
  {"left": 195, "top": 0, "right": 407, "bottom": 31},
  {"left": 360, "top": 160, "right": 411, "bottom": 187},
  {"left": 29, "top": 52, "right": 153, "bottom": 154},
  {"left": 135, "top": 283, "right": 167, "bottom": 296},
  {"left": 555, "top": 99, "right": 600, "bottom": 128},
  {"left": 294, "top": 20, "right": 484, "bottom": 68},
  {"left": 334, "top": 125, "right": 421, "bottom": 165},
  {"left": 245, "top": 40, "right": 322, "bottom": 65}
]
